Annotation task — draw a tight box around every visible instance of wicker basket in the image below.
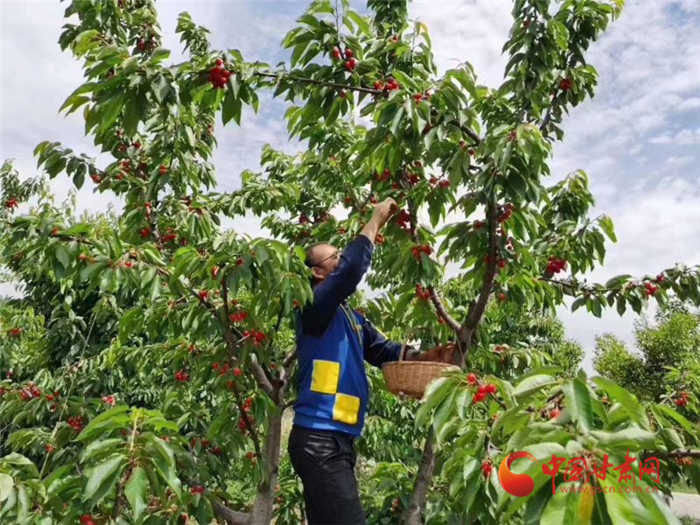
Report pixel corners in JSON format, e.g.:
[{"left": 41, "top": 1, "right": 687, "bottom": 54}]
[{"left": 382, "top": 360, "right": 460, "bottom": 400}]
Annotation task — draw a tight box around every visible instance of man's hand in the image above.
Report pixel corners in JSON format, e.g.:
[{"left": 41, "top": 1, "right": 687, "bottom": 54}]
[
  {"left": 415, "top": 342, "right": 457, "bottom": 364},
  {"left": 371, "top": 197, "right": 398, "bottom": 228}
]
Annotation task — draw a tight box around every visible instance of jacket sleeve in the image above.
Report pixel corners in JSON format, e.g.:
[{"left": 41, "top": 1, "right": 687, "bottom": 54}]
[
  {"left": 362, "top": 316, "right": 404, "bottom": 368},
  {"left": 300, "top": 235, "right": 374, "bottom": 336}
]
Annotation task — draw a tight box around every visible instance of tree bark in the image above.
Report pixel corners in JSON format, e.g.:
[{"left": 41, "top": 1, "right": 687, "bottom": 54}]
[
  {"left": 212, "top": 501, "right": 251, "bottom": 525},
  {"left": 249, "top": 407, "right": 284, "bottom": 525},
  {"left": 401, "top": 431, "right": 437, "bottom": 525}
]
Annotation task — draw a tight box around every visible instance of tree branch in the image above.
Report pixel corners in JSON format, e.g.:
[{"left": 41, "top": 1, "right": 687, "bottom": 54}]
[
  {"left": 657, "top": 449, "right": 700, "bottom": 459},
  {"left": 212, "top": 500, "right": 250, "bottom": 525},
  {"left": 230, "top": 381, "right": 263, "bottom": 458},
  {"left": 249, "top": 353, "right": 275, "bottom": 396},
  {"left": 427, "top": 289, "right": 460, "bottom": 333},
  {"left": 445, "top": 119, "right": 482, "bottom": 145},
  {"left": 464, "top": 201, "right": 498, "bottom": 329},
  {"left": 255, "top": 71, "right": 380, "bottom": 95}
]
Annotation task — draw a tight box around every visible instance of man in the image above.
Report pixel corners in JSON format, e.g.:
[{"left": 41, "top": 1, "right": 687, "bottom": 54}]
[{"left": 288, "top": 197, "right": 455, "bottom": 525}]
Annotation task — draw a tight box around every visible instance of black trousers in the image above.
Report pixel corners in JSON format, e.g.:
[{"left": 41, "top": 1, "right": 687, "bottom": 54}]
[{"left": 288, "top": 424, "right": 367, "bottom": 525}]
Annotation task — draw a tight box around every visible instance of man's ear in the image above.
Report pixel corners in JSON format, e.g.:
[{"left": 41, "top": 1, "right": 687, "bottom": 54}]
[{"left": 311, "top": 266, "right": 324, "bottom": 281}]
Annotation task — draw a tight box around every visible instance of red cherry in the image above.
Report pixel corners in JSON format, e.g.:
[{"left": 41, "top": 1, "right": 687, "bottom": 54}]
[
  {"left": 485, "top": 383, "right": 497, "bottom": 394},
  {"left": 373, "top": 80, "right": 384, "bottom": 90},
  {"left": 344, "top": 48, "right": 354, "bottom": 59},
  {"left": 477, "top": 385, "right": 487, "bottom": 394},
  {"left": 473, "top": 392, "right": 486, "bottom": 403},
  {"left": 332, "top": 47, "right": 342, "bottom": 60},
  {"left": 215, "top": 58, "right": 223, "bottom": 67},
  {"left": 339, "top": 90, "right": 347, "bottom": 99},
  {"left": 481, "top": 462, "right": 493, "bottom": 477},
  {"left": 233, "top": 368, "right": 242, "bottom": 377},
  {"left": 549, "top": 409, "right": 561, "bottom": 419},
  {"left": 344, "top": 58, "right": 358, "bottom": 71},
  {"left": 467, "top": 373, "right": 478, "bottom": 385}
]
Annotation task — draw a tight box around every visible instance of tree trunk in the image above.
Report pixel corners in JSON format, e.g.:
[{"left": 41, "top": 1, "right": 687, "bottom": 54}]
[
  {"left": 249, "top": 406, "right": 284, "bottom": 525},
  {"left": 401, "top": 333, "right": 472, "bottom": 525},
  {"left": 400, "top": 431, "right": 437, "bottom": 525}
]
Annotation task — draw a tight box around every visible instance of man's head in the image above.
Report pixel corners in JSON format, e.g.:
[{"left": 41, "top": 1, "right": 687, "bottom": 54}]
[{"left": 305, "top": 243, "right": 340, "bottom": 285}]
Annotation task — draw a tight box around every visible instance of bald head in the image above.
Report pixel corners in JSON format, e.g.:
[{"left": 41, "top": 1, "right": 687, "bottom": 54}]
[{"left": 304, "top": 243, "right": 340, "bottom": 285}]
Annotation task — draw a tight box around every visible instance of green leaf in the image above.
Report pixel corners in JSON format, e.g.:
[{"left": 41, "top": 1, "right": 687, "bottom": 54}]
[
  {"left": 593, "top": 377, "right": 649, "bottom": 429},
  {"left": 124, "top": 466, "right": 149, "bottom": 521},
  {"left": 416, "top": 377, "right": 454, "bottom": 427},
  {"left": 513, "top": 374, "right": 558, "bottom": 398},
  {"left": 652, "top": 404, "right": 695, "bottom": 434},
  {"left": 55, "top": 245, "right": 71, "bottom": 269},
  {"left": 589, "top": 428, "right": 656, "bottom": 451},
  {"left": 119, "top": 307, "right": 142, "bottom": 343},
  {"left": 346, "top": 11, "right": 371, "bottom": 35},
  {"left": 0, "top": 473, "right": 13, "bottom": 503},
  {"left": 78, "top": 405, "right": 131, "bottom": 442},
  {"left": 540, "top": 482, "right": 579, "bottom": 525},
  {"left": 83, "top": 454, "right": 126, "bottom": 507},
  {"left": 81, "top": 438, "right": 124, "bottom": 462},
  {"left": 562, "top": 378, "right": 593, "bottom": 431},
  {"left": 599, "top": 215, "right": 617, "bottom": 242}
]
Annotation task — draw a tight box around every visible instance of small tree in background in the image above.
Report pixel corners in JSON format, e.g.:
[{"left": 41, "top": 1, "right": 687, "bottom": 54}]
[{"left": 595, "top": 301, "right": 700, "bottom": 404}]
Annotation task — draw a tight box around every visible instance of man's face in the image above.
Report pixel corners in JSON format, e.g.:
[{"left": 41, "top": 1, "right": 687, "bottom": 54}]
[{"left": 310, "top": 244, "right": 340, "bottom": 284}]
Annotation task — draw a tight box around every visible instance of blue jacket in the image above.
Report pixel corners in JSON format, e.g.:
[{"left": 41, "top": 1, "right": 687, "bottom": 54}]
[{"left": 293, "top": 235, "right": 403, "bottom": 436}]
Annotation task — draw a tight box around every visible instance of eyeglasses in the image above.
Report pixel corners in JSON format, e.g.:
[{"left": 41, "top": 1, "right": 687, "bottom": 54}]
[{"left": 312, "top": 250, "right": 340, "bottom": 268}]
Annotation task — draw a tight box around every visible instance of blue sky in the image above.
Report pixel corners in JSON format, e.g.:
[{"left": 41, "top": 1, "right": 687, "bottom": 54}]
[{"left": 1, "top": 1, "right": 699, "bottom": 371}]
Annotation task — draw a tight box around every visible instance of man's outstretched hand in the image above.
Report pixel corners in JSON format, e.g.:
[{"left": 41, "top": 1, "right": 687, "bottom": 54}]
[{"left": 416, "top": 342, "right": 457, "bottom": 364}]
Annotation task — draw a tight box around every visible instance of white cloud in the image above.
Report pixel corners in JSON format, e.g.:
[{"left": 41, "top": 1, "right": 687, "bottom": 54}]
[
  {"left": 678, "top": 97, "right": 700, "bottom": 110},
  {"left": 665, "top": 155, "right": 694, "bottom": 166},
  {"left": 650, "top": 127, "right": 700, "bottom": 145}
]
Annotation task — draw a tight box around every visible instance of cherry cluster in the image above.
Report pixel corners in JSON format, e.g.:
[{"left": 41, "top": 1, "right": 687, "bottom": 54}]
[
  {"left": 238, "top": 397, "right": 255, "bottom": 433},
  {"left": 67, "top": 415, "right": 84, "bottom": 432},
  {"left": 332, "top": 47, "right": 358, "bottom": 71},
  {"left": 643, "top": 281, "right": 659, "bottom": 297},
  {"left": 209, "top": 59, "right": 232, "bottom": 89},
  {"left": 547, "top": 257, "right": 568, "bottom": 274},
  {"left": 498, "top": 203, "right": 514, "bottom": 222},
  {"left": 229, "top": 311, "right": 248, "bottom": 323},
  {"left": 375, "top": 169, "right": 392, "bottom": 182},
  {"left": 19, "top": 384, "right": 42, "bottom": 401},
  {"left": 466, "top": 372, "right": 498, "bottom": 403},
  {"left": 415, "top": 284, "right": 432, "bottom": 301},
  {"left": 4, "top": 198, "right": 18, "bottom": 209},
  {"left": 175, "top": 370, "right": 190, "bottom": 382},
  {"left": 429, "top": 176, "right": 451, "bottom": 189},
  {"left": 6, "top": 327, "right": 23, "bottom": 337},
  {"left": 373, "top": 78, "right": 401, "bottom": 92},
  {"left": 674, "top": 391, "right": 690, "bottom": 407},
  {"left": 412, "top": 91, "right": 432, "bottom": 104},
  {"left": 101, "top": 395, "right": 116, "bottom": 406},
  {"left": 411, "top": 244, "right": 432, "bottom": 261},
  {"left": 243, "top": 329, "right": 266, "bottom": 347}
]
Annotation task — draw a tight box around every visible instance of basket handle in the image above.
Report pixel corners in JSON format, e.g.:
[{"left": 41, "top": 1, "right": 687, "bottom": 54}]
[{"left": 399, "top": 342, "right": 410, "bottom": 362}]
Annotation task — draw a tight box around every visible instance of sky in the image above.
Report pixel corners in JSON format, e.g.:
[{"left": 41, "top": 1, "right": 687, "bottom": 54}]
[{"left": 1, "top": 0, "right": 699, "bottom": 372}]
